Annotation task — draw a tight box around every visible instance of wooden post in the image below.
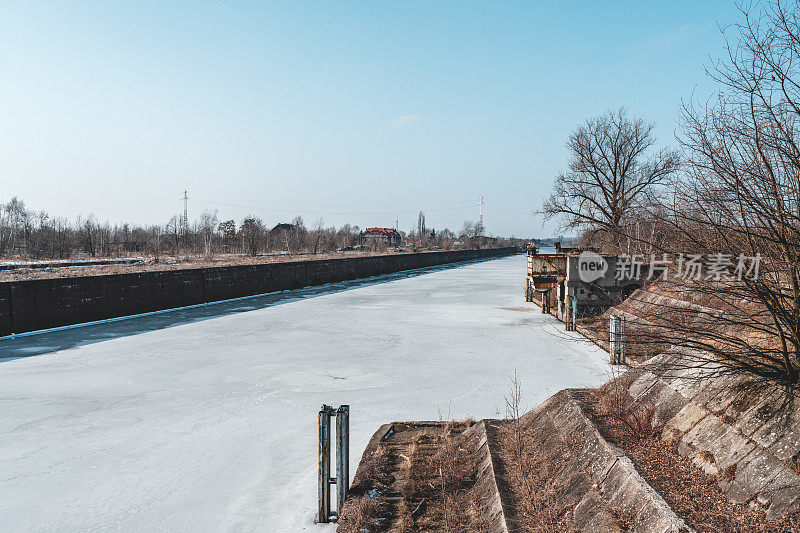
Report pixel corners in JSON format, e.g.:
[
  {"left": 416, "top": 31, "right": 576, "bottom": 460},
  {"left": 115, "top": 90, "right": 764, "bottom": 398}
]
[
  {"left": 318, "top": 405, "right": 332, "bottom": 523},
  {"left": 336, "top": 405, "right": 350, "bottom": 515}
]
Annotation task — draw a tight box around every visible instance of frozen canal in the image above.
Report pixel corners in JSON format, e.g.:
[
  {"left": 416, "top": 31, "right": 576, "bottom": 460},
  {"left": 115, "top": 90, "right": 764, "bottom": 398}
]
[{"left": 0, "top": 254, "right": 610, "bottom": 532}]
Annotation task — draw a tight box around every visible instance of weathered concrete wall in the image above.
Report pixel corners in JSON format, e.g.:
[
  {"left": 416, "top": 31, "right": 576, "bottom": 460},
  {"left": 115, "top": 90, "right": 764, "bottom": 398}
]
[
  {"left": 0, "top": 248, "right": 517, "bottom": 336},
  {"left": 347, "top": 391, "right": 689, "bottom": 532},
  {"left": 576, "top": 285, "right": 800, "bottom": 519},
  {"left": 626, "top": 351, "right": 800, "bottom": 520},
  {"left": 505, "top": 390, "right": 688, "bottom": 532}
]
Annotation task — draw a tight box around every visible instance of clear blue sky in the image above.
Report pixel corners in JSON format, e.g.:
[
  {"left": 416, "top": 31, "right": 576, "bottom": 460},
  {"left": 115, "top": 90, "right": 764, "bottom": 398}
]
[{"left": 0, "top": 1, "right": 741, "bottom": 237}]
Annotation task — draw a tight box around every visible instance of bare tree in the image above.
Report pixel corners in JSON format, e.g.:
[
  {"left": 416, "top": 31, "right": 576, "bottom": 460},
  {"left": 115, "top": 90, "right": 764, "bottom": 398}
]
[
  {"left": 311, "top": 218, "right": 325, "bottom": 254},
  {"left": 335, "top": 223, "right": 359, "bottom": 250},
  {"left": 289, "top": 216, "right": 306, "bottom": 253},
  {"left": 218, "top": 220, "right": 236, "bottom": 253},
  {"left": 198, "top": 209, "right": 218, "bottom": 259},
  {"left": 240, "top": 216, "right": 264, "bottom": 256},
  {"left": 166, "top": 215, "right": 182, "bottom": 256},
  {"left": 147, "top": 225, "right": 162, "bottom": 263},
  {"left": 53, "top": 217, "right": 71, "bottom": 259},
  {"left": 616, "top": 1, "right": 800, "bottom": 388},
  {"left": 459, "top": 220, "right": 484, "bottom": 248},
  {"left": 77, "top": 215, "right": 99, "bottom": 257},
  {"left": 542, "top": 108, "right": 679, "bottom": 246},
  {"left": 0, "top": 195, "right": 514, "bottom": 262}
]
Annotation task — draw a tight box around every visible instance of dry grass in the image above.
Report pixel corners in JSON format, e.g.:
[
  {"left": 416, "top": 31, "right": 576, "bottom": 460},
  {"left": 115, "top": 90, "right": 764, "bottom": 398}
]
[
  {"left": 595, "top": 374, "right": 659, "bottom": 440},
  {"left": 0, "top": 250, "right": 418, "bottom": 282},
  {"left": 584, "top": 390, "right": 800, "bottom": 532},
  {"left": 337, "top": 495, "right": 384, "bottom": 533},
  {"left": 397, "top": 420, "right": 486, "bottom": 532},
  {"left": 495, "top": 423, "right": 577, "bottom": 532},
  {"left": 338, "top": 420, "right": 486, "bottom": 532},
  {"left": 337, "top": 444, "right": 393, "bottom": 533},
  {"left": 785, "top": 453, "right": 800, "bottom": 477}
]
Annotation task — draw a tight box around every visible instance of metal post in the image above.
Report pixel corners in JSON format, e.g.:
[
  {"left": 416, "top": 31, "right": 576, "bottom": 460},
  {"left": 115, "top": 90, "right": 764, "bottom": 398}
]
[
  {"left": 318, "top": 405, "right": 332, "bottom": 523},
  {"left": 565, "top": 295, "right": 572, "bottom": 330},
  {"left": 572, "top": 293, "right": 578, "bottom": 330},
  {"left": 619, "top": 315, "right": 626, "bottom": 364},
  {"left": 336, "top": 405, "right": 350, "bottom": 515},
  {"left": 609, "top": 314, "right": 618, "bottom": 364}
]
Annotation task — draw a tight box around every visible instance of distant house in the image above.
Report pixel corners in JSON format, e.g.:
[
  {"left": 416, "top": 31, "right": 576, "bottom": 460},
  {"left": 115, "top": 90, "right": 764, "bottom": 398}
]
[
  {"left": 270, "top": 223, "right": 295, "bottom": 234},
  {"left": 360, "top": 227, "right": 402, "bottom": 247}
]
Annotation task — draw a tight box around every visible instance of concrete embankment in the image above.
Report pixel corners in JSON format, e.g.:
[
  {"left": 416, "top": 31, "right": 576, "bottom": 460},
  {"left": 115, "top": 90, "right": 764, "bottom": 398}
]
[
  {"left": 625, "top": 350, "right": 800, "bottom": 520},
  {"left": 340, "top": 391, "right": 690, "bottom": 532},
  {"left": 0, "top": 247, "right": 518, "bottom": 337},
  {"left": 343, "top": 361, "right": 800, "bottom": 531}
]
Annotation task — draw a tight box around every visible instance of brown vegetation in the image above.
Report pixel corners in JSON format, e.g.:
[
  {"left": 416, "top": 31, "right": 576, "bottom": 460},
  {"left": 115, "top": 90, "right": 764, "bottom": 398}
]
[
  {"left": 0, "top": 249, "right": 431, "bottom": 282},
  {"left": 495, "top": 422, "right": 580, "bottom": 532},
  {"left": 587, "top": 380, "right": 800, "bottom": 531},
  {"left": 337, "top": 420, "right": 486, "bottom": 533},
  {"left": 337, "top": 444, "right": 394, "bottom": 533}
]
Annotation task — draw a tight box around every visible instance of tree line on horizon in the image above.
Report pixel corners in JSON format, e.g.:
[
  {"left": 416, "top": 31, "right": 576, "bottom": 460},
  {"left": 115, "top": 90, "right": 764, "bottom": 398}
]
[{"left": 0, "top": 197, "right": 519, "bottom": 260}]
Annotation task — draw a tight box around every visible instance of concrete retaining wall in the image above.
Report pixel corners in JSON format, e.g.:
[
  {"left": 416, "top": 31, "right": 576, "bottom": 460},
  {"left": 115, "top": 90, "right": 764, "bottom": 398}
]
[
  {"left": 506, "top": 390, "right": 688, "bottom": 532},
  {"left": 627, "top": 351, "right": 800, "bottom": 520},
  {"left": 0, "top": 248, "right": 517, "bottom": 336}
]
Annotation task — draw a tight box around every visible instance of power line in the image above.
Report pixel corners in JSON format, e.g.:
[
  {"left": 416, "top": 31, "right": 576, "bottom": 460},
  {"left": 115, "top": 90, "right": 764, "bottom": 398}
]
[
  {"left": 191, "top": 190, "right": 477, "bottom": 213},
  {"left": 190, "top": 196, "right": 476, "bottom": 217}
]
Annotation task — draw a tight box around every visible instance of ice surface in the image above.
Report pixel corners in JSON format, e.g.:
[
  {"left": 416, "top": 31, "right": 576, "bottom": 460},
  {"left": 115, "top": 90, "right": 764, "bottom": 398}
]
[{"left": 0, "top": 255, "right": 611, "bottom": 532}]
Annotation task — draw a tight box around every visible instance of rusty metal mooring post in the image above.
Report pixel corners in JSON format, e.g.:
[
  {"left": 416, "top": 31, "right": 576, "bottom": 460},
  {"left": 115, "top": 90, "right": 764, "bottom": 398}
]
[
  {"left": 565, "top": 295, "right": 573, "bottom": 330},
  {"left": 609, "top": 315, "right": 627, "bottom": 364},
  {"left": 571, "top": 294, "right": 578, "bottom": 330},
  {"left": 318, "top": 405, "right": 333, "bottom": 523},
  {"left": 336, "top": 405, "right": 350, "bottom": 515},
  {"left": 610, "top": 314, "right": 618, "bottom": 364},
  {"left": 318, "top": 404, "right": 350, "bottom": 523}
]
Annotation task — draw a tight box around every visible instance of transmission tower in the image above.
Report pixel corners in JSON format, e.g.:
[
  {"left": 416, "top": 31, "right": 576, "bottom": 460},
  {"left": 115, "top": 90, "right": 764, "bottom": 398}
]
[
  {"left": 183, "top": 190, "right": 188, "bottom": 232},
  {"left": 479, "top": 196, "right": 484, "bottom": 227}
]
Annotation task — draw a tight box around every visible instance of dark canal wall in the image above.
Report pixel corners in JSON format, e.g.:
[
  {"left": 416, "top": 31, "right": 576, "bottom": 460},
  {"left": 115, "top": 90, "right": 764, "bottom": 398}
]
[{"left": 0, "top": 248, "right": 518, "bottom": 336}]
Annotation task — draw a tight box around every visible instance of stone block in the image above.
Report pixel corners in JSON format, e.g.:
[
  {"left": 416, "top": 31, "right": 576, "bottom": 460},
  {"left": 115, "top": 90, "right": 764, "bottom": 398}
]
[
  {"left": 728, "top": 388, "right": 784, "bottom": 438},
  {"left": 725, "top": 448, "right": 782, "bottom": 504},
  {"left": 756, "top": 410, "right": 800, "bottom": 457},
  {"left": 647, "top": 387, "right": 689, "bottom": 429},
  {"left": 628, "top": 371, "right": 659, "bottom": 401},
  {"left": 708, "top": 427, "right": 756, "bottom": 472},
  {"left": 662, "top": 403, "right": 708, "bottom": 441},
  {"left": 764, "top": 476, "right": 800, "bottom": 520},
  {"left": 572, "top": 490, "right": 623, "bottom": 532}
]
